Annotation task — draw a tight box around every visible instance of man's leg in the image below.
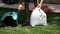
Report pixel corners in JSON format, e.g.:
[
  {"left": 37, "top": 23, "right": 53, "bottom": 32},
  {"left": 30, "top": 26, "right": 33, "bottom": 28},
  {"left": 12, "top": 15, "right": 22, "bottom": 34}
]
[{"left": 23, "top": 2, "right": 30, "bottom": 25}]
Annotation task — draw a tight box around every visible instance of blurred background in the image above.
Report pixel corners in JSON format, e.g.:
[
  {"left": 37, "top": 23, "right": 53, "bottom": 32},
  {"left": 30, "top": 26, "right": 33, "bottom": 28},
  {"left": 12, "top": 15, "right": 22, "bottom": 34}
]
[{"left": 0, "top": 0, "right": 60, "bottom": 34}]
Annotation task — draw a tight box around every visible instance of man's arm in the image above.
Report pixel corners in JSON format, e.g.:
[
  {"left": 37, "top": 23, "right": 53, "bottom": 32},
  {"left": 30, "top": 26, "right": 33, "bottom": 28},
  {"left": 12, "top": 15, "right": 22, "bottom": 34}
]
[
  {"left": 39, "top": 0, "right": 44, "bottom": 6},
  {"left": 32, "top": 0, "right": 44, "bottom": 10},
  {"left": 37, "top": 0, "right": 44, "bottom": 8}
]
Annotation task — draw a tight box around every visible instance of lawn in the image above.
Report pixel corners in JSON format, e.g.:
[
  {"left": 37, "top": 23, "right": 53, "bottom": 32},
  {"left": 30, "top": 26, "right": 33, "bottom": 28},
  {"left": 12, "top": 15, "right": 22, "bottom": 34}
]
[{"left": 0, "top": 8, "right": 60, "bottom": 34}]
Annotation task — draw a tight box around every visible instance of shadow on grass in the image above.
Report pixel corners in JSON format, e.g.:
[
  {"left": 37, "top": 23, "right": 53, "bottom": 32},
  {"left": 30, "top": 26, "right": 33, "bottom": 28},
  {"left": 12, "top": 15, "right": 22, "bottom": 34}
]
[{"left": 47, "top": 12, "right": 60, "bottom": 26}]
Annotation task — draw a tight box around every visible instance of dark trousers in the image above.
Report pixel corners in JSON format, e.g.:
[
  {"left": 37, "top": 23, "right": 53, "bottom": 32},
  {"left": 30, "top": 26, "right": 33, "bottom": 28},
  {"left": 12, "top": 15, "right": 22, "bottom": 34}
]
[{"left": 24, "top": 1, "right": 37, "bottom": 23}]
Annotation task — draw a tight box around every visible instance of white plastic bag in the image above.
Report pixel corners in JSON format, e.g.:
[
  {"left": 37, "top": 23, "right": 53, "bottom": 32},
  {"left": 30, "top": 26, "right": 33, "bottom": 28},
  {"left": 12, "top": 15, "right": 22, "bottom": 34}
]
[{"left": 30, "top": 7, "right": 47, "bottom": 27}]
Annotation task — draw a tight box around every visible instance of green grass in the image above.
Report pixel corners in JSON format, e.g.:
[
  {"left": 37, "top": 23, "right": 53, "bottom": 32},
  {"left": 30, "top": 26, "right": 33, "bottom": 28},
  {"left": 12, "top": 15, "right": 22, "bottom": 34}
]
[{"left": 0, "top": 8, "right": 60, "bottom": 34}]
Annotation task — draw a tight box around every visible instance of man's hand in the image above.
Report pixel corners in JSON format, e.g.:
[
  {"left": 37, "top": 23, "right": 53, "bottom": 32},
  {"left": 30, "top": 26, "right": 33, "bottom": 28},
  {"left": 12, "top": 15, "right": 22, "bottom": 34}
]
[
  {"left": 37, "top": 4, "right": 42, "bottom": 8},
  {"left": 32, "top": 4, "right": 42, "bottom": 10},
  {"left": 18, "top": 4, "right": 23, "bottom": 11}
]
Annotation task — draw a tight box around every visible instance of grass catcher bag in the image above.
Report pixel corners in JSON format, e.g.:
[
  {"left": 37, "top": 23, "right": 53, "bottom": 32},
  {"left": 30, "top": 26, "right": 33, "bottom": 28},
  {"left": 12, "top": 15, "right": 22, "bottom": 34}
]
[{"left": 1, "top": 12, "right": 18, "bottom": 26}]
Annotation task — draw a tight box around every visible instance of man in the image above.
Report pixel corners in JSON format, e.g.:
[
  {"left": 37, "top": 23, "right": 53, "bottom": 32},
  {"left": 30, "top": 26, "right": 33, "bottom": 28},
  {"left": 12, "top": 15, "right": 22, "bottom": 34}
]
[{"left": 18, "top": 0, "right": 44, "bottom": 25}]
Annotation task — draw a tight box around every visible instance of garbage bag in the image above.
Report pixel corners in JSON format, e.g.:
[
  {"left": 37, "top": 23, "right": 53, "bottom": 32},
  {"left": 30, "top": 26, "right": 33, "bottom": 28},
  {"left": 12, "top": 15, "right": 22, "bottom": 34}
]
[
  {"left": 1, "top": 12, "right": 18, "bottom": 26},
  {"left": 30, "top": 7, "right": 47, "bottom": 27}
]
